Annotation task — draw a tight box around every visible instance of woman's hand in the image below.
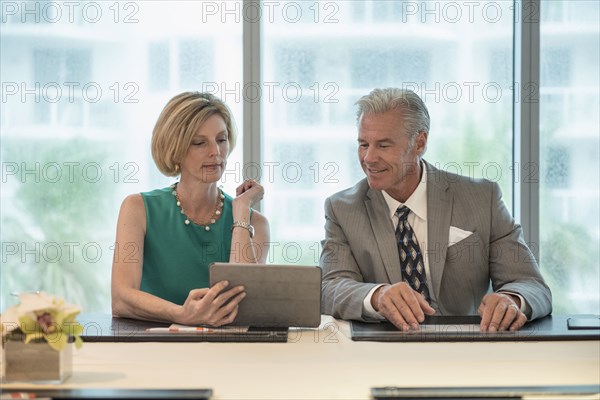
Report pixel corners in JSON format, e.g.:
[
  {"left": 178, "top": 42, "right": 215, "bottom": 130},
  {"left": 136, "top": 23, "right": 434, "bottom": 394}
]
[
  {"left": 177, "top": 281, "right": 246, "bottom": 327},
  {"left": 230, "top": 179, "right": 270, "bottom": 264},
  {"left": 233, "top": 179, "right": 264, "bottom": 210}
]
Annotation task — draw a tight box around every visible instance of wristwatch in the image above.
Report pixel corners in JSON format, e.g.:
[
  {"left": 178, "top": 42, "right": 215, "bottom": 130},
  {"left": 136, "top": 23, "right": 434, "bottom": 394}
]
[{"left": 232, "top": 221, "right": 254, "bottom": 238}]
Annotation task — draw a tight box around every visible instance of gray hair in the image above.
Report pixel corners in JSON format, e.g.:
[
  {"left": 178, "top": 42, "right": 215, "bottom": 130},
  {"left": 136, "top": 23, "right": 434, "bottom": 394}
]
[{"left": 355, "top": 88, "right": 430, "bottom": 143}]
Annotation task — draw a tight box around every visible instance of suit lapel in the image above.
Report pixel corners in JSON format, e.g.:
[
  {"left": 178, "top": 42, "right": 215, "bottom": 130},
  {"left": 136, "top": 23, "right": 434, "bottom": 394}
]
[
  {"left": 365, "top": 188, "right": 402, "bottom": 283},
  {"left": 425, "top": 162, "right": 453, "bottom": 300}
]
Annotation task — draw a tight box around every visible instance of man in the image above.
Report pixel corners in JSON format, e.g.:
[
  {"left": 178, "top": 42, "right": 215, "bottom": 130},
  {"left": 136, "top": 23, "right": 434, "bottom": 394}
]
[{"left": 320, "top": 88, "right": 552, "bottom": 332}]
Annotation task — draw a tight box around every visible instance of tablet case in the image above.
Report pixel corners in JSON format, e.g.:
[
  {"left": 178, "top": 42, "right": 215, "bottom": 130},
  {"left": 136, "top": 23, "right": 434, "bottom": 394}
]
[{"left": 209, "top": 263, "right": 322, "bottom": 328}]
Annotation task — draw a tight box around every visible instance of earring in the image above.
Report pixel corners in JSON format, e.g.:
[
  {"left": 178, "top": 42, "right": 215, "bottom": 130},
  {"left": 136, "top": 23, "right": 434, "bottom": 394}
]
[{"left": 175, "top": 164, "right": 180, "bottom": 173}]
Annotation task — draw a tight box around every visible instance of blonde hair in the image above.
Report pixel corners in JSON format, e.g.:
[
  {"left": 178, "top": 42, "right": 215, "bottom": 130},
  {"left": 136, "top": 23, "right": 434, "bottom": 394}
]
[
  {"left": 355, "top": 88, "right": 430, "bottom": 143},
  {"left": 151, "top": 92, "right": 237, "bottom": 177}
]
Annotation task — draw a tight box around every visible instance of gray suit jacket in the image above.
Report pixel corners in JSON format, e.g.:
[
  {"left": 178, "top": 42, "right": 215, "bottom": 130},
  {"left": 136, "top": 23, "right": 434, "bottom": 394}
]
[{"left": 320, "top": 161, "right": 552, "bottom": 321}]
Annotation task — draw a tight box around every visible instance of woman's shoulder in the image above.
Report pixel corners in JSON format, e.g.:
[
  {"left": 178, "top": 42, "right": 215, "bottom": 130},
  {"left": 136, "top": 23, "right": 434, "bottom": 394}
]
[
  {"left": 120, "top": 185, "right": 173, "bottom": 216},
  {"left": 141, "top": 186, "right": 174, "bottom": 198},
  {"left": 120, "top": 193, "right": 145, "bottom": 214},
  {"left": 138, "top": 186, "right": 177, "bottom": 210},
  {"left": 116, "top": 194, "right": 147, "bottom": 232}
]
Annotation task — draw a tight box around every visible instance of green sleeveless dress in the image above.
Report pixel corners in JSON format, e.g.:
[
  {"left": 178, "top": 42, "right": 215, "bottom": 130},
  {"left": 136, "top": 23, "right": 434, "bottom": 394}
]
[{"left": 140, "top": 186, "right": 233, "bottom": 305}]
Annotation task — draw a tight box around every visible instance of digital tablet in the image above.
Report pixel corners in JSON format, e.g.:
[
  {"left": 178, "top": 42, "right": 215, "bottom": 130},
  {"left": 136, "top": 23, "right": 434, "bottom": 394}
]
[{"left": 209, "top": 263, "right": 322, "bottom": 328}]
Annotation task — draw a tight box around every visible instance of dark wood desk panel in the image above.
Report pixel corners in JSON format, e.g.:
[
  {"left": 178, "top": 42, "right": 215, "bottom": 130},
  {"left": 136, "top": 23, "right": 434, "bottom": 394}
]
[
  {"left": 78, "top": 313, "right": 288, "bottom": 343},
  {"left": 351, "top": 315, "right": 600, "bottom": 342}
]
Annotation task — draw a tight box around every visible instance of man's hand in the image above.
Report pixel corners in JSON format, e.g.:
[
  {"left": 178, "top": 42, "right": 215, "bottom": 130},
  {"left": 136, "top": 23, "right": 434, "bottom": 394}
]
[
  {"left": 371, "top": 282, "right": 435, "bottom": 331},
  {"left": 478, "top": 293, "right": 527, "bottom": 332}
]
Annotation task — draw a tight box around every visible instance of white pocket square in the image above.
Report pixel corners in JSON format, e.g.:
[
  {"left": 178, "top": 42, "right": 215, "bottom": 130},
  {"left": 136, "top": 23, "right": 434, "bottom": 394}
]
[{"left": 448, "top": 226, "right": 473, "bottom": 246}]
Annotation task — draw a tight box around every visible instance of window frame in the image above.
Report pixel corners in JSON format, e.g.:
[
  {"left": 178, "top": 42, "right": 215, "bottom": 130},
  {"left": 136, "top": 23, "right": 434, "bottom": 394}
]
[{"left": 245, "top": 0, "right": 543, "bottom": 252}]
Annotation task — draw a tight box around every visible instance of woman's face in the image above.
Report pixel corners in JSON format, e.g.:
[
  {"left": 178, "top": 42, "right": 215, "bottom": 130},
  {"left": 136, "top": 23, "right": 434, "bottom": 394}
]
[{"left": 179, "top": 114, "right": 229, "bottom": 184}]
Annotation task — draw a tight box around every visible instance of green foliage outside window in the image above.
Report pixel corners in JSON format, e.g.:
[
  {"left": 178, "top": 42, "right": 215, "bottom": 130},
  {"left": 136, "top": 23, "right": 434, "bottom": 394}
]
[{"left": 1, "top": 139, "right": 114, "bottom": 312}]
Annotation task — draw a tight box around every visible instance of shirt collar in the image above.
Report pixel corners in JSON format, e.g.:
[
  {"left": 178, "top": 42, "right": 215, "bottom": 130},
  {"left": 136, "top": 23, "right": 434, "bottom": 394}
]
[{"left": 382, "top": 161, "right": 428, "bottom": 222}]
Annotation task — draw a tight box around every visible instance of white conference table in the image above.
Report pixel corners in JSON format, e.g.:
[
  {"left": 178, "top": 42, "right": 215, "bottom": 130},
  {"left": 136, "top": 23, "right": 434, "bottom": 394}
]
[{"left": 1, "top": 316, "right": 599, "bottom": 399}]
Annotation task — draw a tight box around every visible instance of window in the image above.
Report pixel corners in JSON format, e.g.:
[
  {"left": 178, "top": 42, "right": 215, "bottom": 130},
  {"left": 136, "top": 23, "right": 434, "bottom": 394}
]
[
  {"left": 1, "top": 0, "right": 242, "bottom": 312},
  {"left": 149, "top": 42, "right": 170, "bottom": 92},
  {"left": 274, "top": 46, "right": 320, "bottom": 125},
  {"left": 179, "top": 40, "right": 213, "bottom": 88},
  {"left": 539, "top": 0, "right": 600, "bottom": 313},
  {"left": 263, "top": 0, "right": 513, "bottom": 265},
  {"left": 1, "top": 0, "right": 598, "bottom": 314}
]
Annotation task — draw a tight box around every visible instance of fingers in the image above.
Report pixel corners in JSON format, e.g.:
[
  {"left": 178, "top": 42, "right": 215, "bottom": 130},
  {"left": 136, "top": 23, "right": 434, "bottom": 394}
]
[
  {"left": 212, "top": 304, "right": 240, "bottom": 327},
  {"left": 500, "top": 303, "right": 525, "bottom": 331},
  {"left": 211, "top": 284, "right": 245, "bottom": 309},
  {"left": 509, "top": 310, "right": 527, "bottom": 331},
  {"left": 201, "top": 280, "right": 231, "bottom": 303},
  {"left": 182, "top": 282, "right": 246, "bottom": 326},
  {"left": 479, "top": 293, "right": 526, "bottom": 332},
  {"left": 378, "top": 283, "right": 433, "bottom": 332},
  {"left": 377, "top": 289, "right": 409, "bottom": 331},
  {"left": 478, "top": 293, "right": 499, "bottom": 331},
  {"left": 236, "top": 179, "right": 263, "bottom": 197},
  {"left": 235, "top": 181, "right": 248, "bottom": 196},
  {"left": 210, "top": 291, "right": 246, "bottom": 327},
  {"left": 398, "top": 285, "right": 425, "bottom": 324},
  {"left": 417, "top": 294, "right": 436, "bottom": 316},
  {"left": 187, "top": 288, "right": 210, "bottom": 300}
]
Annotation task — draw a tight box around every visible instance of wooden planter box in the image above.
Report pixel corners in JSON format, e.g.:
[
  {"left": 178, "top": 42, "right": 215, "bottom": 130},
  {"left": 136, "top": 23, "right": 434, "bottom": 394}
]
[{"left": 2, "top": 337, "right": 73, "bottom": 383}]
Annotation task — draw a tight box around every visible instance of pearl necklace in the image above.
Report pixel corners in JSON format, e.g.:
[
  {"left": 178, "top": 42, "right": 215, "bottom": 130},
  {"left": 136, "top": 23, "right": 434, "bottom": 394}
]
[{"left": 171, "top": 183, "right": 224, "bottom": 231}]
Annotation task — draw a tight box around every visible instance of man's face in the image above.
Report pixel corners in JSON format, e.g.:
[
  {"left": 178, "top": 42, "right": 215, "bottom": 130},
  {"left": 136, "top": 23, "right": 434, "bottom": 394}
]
[{"left": 357, "top": 110, "right": 427, "bottom": 201}]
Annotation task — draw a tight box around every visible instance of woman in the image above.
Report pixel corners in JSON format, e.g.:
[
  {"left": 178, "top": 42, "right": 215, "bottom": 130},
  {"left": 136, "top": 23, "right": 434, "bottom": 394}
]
[{"left": 111, "top": 92, "right": 269, "bottom": 326}]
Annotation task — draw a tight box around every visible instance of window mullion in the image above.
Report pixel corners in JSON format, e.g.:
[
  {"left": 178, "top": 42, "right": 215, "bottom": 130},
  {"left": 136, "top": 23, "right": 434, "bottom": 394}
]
[{"left": 243, "top": 0, "right": 262, "bottom": 210}]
